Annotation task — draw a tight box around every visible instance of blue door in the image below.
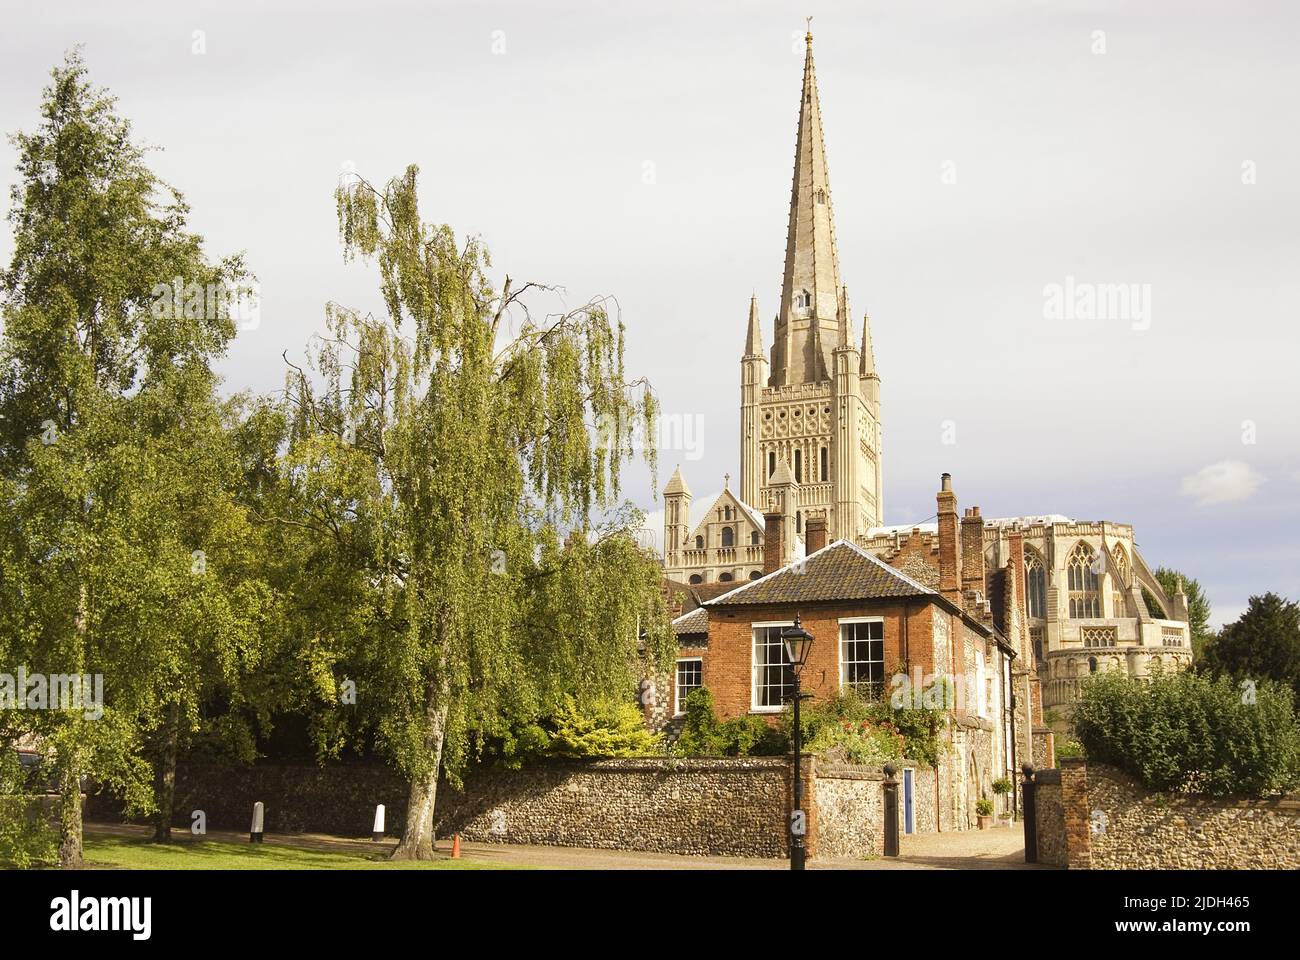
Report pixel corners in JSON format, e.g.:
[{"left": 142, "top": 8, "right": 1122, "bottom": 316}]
[{"left": 903, "top": 768, "right": 915, "bottom": 834}]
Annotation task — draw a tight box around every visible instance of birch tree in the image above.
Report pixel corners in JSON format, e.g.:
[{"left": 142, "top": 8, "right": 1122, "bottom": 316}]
[{"left": 285, "top": 165, "right": 672, "bottom": 859}]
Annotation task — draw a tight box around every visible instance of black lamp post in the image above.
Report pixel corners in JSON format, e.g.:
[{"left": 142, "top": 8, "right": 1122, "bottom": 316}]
[{"left": 781, "top": 614, "right": 814, "bottom": 870}]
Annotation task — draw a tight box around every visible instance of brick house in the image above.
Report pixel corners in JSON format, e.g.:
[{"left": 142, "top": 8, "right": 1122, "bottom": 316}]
[{"left": 662, "top": 474, "right": 1048, "bottom": 832}]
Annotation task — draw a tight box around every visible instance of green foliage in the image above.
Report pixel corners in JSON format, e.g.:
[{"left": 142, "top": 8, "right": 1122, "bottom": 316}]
[
  {"left": 0, "top": 751, "right": 57, "bottom": 868},
  {"left": 674, "top": 688, "right": 785, "bottom": 757},
  {"left": 975, "top": 797, "right": 993, "bottom": 817},
  {"left": 1199, "top": 593, "right": 1300, "bottom": 709},
  {"left": 0, "top": 52, "right": 270, "bottom": 859},
  {"left": 796, "top": 688, "right": 946, "bottom": 768},
  {"left": 1053, "top": 738, "right": 1084, "bottom": 763},
  {"left": 991, "top": 777, "right": 1012, "bottom": 795},
  {"left": 281, "top": 160, "right": 669, "bottom": 857},
  {"left": 1072, "top": 670, "right": 1300, "bottom": 797},
  {"left": 546, "top": 696, "right": 662, "bottom": 759}
]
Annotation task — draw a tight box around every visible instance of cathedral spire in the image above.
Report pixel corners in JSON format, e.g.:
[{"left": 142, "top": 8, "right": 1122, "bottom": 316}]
[
  {"left": 745, "top": 294, "right": 764, "bottom": 357},
  {"left": 772, "top": 26, "right": 843, "bottom": 387},
  {"left": 859, "top": 312, "right": 878, "bottom": 378}
]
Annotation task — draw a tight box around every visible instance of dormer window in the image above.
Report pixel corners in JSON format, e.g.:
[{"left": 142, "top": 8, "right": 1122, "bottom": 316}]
[
  {"left": 815, "top": 188, "right": 826, "bottom": 204},
  {"left": 794, "top": 289, "right": 812, "bottom": 310}
]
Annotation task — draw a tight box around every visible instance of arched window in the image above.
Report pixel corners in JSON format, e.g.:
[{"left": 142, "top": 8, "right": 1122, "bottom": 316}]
[
  {"left": 815, "top": 188, "right": 826, "bottom": 204},
  {"left": 749, "top": 570, "right": 762, "bottom": 580},
  {"left": 689, "top": 574, "right": 703, "bottom": 585},
  {"left": 820, "top": 447, "right": 828, "bottom": 482},
  {"left": 796, "top": 511, "right": 802, "bottom": 534},
  {"left": 1088, "top": 657, "right": 1098, "bottom": 674},
  {"left": 1067, "top": 543, "right": 1101, "bottom": 618},
  {"left": 694, "top": 535, "right": 704, "bottom": 550},
  {"left": 724, "top": 506, "right": 732, "bottom": 521},
  {"left": 1111, "top": 544, "right": 1129, "bottom": 616},
  {"left": 750, "top": 531, "right": 760, "bottom": 545},
  {"left": 719, "top": 572, "right": 734, "bottom": 582},
  {"left": 768, "top": 451, "right": 776, "bottom": 478},
  {"left": 794, "top": 449, "right": 802, "bottom": 482},
  {"left": 1025, "top": 552, "right": 1046, "bottom": 620},
  {"left": 721, "top": 526, "right": 734, "bottom": 548}
]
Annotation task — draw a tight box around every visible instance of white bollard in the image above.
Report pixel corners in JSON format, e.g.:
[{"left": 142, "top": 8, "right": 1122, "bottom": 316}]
[
  {"left": 372, "top": 804, "right": 385, "bottom": 841},
  {"left": 250, "top": 801, "right": 264, "bottom": 844}
]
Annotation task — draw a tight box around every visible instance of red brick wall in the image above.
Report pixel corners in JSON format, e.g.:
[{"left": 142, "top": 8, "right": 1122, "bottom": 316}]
[{"left": 697, "top": 600, "right": 942, "bottom": 721}]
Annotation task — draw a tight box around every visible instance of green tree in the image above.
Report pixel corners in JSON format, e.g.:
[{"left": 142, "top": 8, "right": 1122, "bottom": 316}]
[
  {"left": 1152, "top": 567, "right": 1213, "bottom": 657},
  {"left": 1200, "top": 593, "right": 1300, "bottom": 708},
  {"left": 281, "top": 165, "right": 672, "bottom": 859},
  {"left": 0, "top": 53, "right": 260, "bottom": 864}
]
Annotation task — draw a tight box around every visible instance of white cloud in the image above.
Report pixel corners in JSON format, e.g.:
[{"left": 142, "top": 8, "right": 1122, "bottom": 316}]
[{"left": 1178, "top": 460, "right": 1264, "bottom": 506}]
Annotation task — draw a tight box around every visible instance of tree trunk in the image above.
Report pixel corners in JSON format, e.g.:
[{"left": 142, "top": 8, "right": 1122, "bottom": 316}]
[
  {"left": 390, "top": 678, "right": 449, "bottom": 861},
  {"left": 152, "top": 704, "right": 181, "bottom": 842},
  {"left": 57, "top": 753, "right": 84, "bottom": 868}
]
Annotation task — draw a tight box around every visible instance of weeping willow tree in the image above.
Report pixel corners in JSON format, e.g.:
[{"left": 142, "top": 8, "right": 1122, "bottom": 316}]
[{"left": 284, "top": 165, "right": 672, "bottom": 859}]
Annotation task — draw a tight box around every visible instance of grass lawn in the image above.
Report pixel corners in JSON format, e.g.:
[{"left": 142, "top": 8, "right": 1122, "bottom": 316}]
[{"left": 83, "top": 834, "right": 525, "bottom": 870}]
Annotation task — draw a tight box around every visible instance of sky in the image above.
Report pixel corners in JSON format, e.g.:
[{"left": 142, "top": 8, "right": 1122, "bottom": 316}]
[{"left": 2, "top": 0, "right": 1298, "bottom": 628}]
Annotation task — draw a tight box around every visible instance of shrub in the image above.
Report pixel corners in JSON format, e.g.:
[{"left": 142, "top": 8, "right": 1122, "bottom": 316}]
[
  {"left": 991, "top": 777, "right": 1012, "bottom": 795},
  {"left": 547, "top": 696, "right": 663, "bottom": 759},
  {"left": 975, "top": 797, "right": 994, "bottom": 817},
  {"left": 788, "top": 688, "right": 945, "bottom": 768},
  {"left": 675, "top": 689, "right": 786, "bottom": 757},
  {"left": 1072, "top": 671, "right": 1300, "bottom": 797}
]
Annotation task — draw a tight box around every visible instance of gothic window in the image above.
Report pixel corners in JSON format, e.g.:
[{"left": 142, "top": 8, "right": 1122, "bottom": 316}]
[
  {"left": 721, "top": 526, "right": 734, "bottom": 548},
  {"left": 794, "top": 449, "right": 802, "bottom": 482},
  {"left": 1110, "top": 544, "right": 1129, "bottom": 616},
  {"left": 694, "top": 535, "right": 704, "bottom": 549},
  {"left": 724, "top": 506, "right": 732, "bottom": 521},
  {"left": 796, "top": 511, "right": 802, "bottom": 534},
  {"left": 1025, "top": 552, "right": 1046, "bottom": 620},
  {"left": 820, "top": 447, "right": 828, "bottom": 482},
  {"left": 719, "top": 572, "right": 734, "bottom": 582},
  {"left": 1088, "top": 657, "right": 1098, "bottom": 674},
  {"left": 750, "top": 531, "right": 760, "bottom": 545},
  {"left": 768, "top": 451, "right": 776, "bottom": 478},
  {"left": 815, "top": 188, "right": 826, "bottom": 204},
  {"left": 1067, "top": 543, "right": 1101, "bottom": 619},
  {"left": 795, "top": 289, "right": 812, "bottom": 310}
]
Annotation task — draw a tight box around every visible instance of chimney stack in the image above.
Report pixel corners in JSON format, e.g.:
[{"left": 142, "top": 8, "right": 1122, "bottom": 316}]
[
  {"left": 805, "top": 514, "right": 828, "bottom": 554},
  {"left": 763, "top": 509, "right": 784, "bottom": 574},
  {"left": 937, "top": 473, "right": 962, "bottom": 603},
  {"left": 961, "top": 506, "right": 986, "bottom": 597}
]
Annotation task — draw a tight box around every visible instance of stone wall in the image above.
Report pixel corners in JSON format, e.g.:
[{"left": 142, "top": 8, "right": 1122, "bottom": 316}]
[
  {"left": 91, "top": 756, "right": 910, "bottom": 861},
  {"left": 1030, "top": 760, "right": 1300, "bottom": 869},
  {"left": 813, "top": 764, "right": 884, "bottom": 859},
  {"left": 435, "top": 757, "right": 791, "bottom": 857},
  {"left": 1031, "top": 768, "right": 1066, "bottom": 867},
  {"left": 1085, "top": 763, "right": 1300, "bottom": 869}
]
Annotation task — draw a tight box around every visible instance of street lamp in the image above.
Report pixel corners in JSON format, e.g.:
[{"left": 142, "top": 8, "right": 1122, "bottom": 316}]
[{"left": 782, "top": 614, "right": 814, "bottom": 870}]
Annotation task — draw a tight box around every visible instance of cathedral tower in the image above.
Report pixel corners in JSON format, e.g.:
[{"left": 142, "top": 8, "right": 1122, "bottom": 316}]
[{"left": 738, "top": 28, "right": 883, "bottom": 540}]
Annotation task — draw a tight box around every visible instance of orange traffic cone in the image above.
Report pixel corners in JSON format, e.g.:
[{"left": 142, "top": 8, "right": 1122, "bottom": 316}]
[{"left": 450, "top": 833, "right": 461, "bottom": 859}]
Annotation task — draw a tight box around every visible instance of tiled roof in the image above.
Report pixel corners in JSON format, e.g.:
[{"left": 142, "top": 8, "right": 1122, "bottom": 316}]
[
  {"left": 672, "top": 606, "right": 709, "bottom": 636},
  {"left": 705, "top": 540, "right": 938, "bottom": 607}
]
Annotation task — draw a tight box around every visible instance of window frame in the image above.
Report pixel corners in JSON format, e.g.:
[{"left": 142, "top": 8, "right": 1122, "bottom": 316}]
[
  {"left": 751, "top": 621, "right": 795, "bottom": 713},
  {"left": 837, "top": 616, "right": 886, "bottom": 699},
  {"left": 674, "top": 657, "right": 703, "bottom": 717}
]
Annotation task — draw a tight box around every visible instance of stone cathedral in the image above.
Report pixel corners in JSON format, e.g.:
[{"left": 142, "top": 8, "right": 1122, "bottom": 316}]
[{"left": 660, "top": 31, "right": 1193, "bottom": 713}]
